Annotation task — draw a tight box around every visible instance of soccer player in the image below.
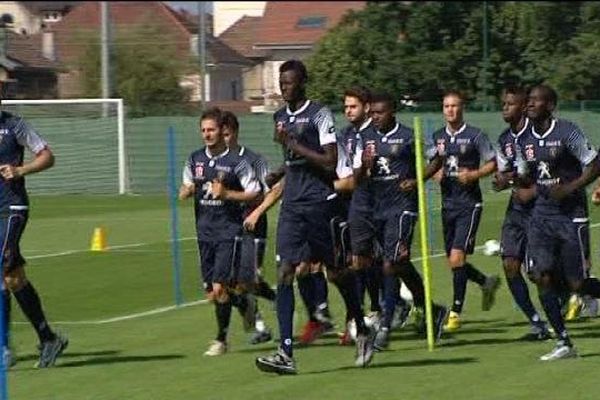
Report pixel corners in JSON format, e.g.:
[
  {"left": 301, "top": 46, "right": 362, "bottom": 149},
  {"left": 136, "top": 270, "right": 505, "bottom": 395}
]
[
  {"left": 221, "top": 111, "right": 275, "bottom": 345},
  {"left": 0, "top": 100, "right": 68, "bottom": 368},
  {"left": 180, "top": 107, "right": 260, "bottom": 356},
  {"left": 493, "top": 87, "right": 551, "bottom": 340},
  {"left": 353, "top": 91, "right": 448, "bottom": 350},
  {"left": 424, "top": 90, "right": 501, "bottom": 331},
  {"left": 255, "top": 60, "right": 374, "bottom": 375},
  {"left": 517, "top": 85, "right": 600, "bottom": 360}
]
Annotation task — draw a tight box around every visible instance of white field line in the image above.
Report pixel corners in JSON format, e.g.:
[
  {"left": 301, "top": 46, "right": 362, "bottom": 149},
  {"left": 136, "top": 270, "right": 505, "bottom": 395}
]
[{"left": 14, "top": 222, "right": 600, "bottom": 326}]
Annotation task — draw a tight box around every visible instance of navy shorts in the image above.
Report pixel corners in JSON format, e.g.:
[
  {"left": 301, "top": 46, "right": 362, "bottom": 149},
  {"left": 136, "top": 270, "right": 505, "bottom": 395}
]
[
  {"left": 500, "top": 209, "right": 530, "bottom": 260},
  {"left": 330, "top": 215, "right": 351, "bottom": 271},
  {"left": 526, "top": 216, "right": 589, "bottom": 282},
  {"left": 442, "top": 204, "right": 482, "bottom": 256},
  {"left": 276, "top": 201, "right": 335, "bottom": 267},
  {"left": 349, "top": 210, "right": 417, "bottom": 264},
  {"left": 197, "top": 238, "right": 241, "bottom": 292},
  {"left": 0, "top": 210, "right": 28, "bottom": 273},
  {"left": 238, "top": 232, "right": 266, "bottom": 281}
]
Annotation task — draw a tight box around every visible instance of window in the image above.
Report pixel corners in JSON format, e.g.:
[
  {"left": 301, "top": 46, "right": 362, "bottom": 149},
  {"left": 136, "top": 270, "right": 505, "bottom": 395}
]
[{"left": 296, "top": 16, "right": 327, "bottom": 28}]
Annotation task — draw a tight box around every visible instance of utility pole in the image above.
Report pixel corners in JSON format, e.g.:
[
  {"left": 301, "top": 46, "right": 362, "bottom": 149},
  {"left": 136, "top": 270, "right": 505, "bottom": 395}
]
[
  {"left": 482, "top": 1, "right": 490, "bottom": 111},
  {"left": 198, "top": 2, "right": 207, "bottom": 110},
  {"left": 101, "top": 2, "right": 110, "bottom": 98}
]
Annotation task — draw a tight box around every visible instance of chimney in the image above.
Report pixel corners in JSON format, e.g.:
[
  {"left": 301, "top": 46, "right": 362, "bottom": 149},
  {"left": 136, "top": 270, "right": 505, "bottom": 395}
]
[{"left": 42, "top": 30, "right": 55, "bottom": 61}]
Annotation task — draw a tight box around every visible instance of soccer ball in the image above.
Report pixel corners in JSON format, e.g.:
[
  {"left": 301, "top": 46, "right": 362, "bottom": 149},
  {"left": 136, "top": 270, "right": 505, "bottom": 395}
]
[{"left": 483, "top": 239, "right": 501, "bottom": 256}]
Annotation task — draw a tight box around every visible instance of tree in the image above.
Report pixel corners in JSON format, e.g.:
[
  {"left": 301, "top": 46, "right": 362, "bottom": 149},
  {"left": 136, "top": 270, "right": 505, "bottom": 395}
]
[{"left": 75, "top": 17, "right": 192, "bottom": 116}]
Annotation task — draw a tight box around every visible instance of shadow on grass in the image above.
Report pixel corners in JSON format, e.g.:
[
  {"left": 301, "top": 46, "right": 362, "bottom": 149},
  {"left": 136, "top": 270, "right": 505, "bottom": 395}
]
[
  {"left": 17, "top": 350, "right": 121, "bottom": 362},
  {"left": 57, "top": 354, "right": 185, "bottom": 368},
  {"left": 305, "top": 356, "right": 478, "bottom": 374},
  {"left": 440, "top": 337, "right": 520, "bottom": 348}
]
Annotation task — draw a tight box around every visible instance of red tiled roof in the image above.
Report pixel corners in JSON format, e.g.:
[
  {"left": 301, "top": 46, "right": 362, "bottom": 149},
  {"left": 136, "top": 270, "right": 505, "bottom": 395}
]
[
  {"left": 51, "top": 1, "right": 248, "bottom": 66},
  {"left": 5, "top": 31, "right": 57, "bottom": 70},
  {"left": 219, "top": 16, "right": 266, "bottom": 59},
  {"left": 255, "top": 1, "right": 365, "bottom": 47}
]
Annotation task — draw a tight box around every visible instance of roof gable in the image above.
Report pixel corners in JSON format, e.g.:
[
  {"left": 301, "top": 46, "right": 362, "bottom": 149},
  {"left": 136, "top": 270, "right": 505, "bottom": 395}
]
[
  {"left": 219, "top": 15, "right": 266, "bottom": 59},
  {"left": 255, "top": 1, "right": 365, "bottom": 47}
]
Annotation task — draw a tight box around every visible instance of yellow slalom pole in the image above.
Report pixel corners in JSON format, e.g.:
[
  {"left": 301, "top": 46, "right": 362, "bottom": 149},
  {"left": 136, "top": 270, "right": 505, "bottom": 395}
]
[{"left": 413, "top": 116, "right": 435, "bottom": 351}]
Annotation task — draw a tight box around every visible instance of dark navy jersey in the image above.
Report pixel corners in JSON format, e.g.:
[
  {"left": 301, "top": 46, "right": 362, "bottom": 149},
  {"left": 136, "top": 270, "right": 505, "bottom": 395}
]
[
  {"left": 355, "top": 121, "right": 417, "bottom": 214},
  {"left": 238, "top": 146, "right": 269, "bottom": 235},
  {"left": 183, "top": 147, "right": 260, "bottom": 241},
  {"left": 518, "top": 118, "right": 597, "bottom": 220},
  {"left": 428, "top": 123, "right": 495, "bottom": 209},
  {"left": 274, "top": 100, "right": 337, "bottom": 205},
  {"left": 334, "top": 121, "right": 358, "bottom": 213},
  {"left": 496, "top": 118, "right": 535, "bottom": 214},
  {"left": 0, "top": 111, "right": 48, "bottom": 216},
  {"left": 342, "top": 118, "right": 375, "bottom": 217}
]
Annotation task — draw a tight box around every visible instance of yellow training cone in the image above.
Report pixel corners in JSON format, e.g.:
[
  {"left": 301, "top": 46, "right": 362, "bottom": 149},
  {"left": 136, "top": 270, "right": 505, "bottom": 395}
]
[{"left": 90, "top": 227, "right": 108, "bottom": 251}]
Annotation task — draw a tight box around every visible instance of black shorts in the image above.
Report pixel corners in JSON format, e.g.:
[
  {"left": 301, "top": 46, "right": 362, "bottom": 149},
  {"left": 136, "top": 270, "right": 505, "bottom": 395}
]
[
  {"left": 526, "top": 216, "right": 589, "bottom": 282},
  {"left": 442, "top": 204, "right": 482, "bottom": 256},
  {"left": 238, "top": 232, "right": 266, "bottom": 279},
  {"left": 0, "top": 210, "right": 28, "bottom": 273},
  {"left": 197, "top": 238, "right": 241, "bottom": 292},
  {"left": 349, "top": 210, "right": 417, "bottom": 264},
  {"left": 500, "top": 209, "right": 530, "bottom": 261},
  {"left": 276, "top": 201, "right": 335, "bottom": 267}
]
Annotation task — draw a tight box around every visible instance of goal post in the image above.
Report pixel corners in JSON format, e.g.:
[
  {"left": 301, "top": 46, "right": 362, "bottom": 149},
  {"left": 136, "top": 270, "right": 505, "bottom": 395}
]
[{"left": 0, "top": 98, "right": 129, "bottom": 194}]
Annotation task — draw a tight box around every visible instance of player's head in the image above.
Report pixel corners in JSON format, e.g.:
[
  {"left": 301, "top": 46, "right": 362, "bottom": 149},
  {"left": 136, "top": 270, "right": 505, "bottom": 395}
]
[
  {"left": 200, "top": 107, "right": 225, "bottom": 149},
  {"left": 442, "top": 90, "right": 465, "bottom": 125},
  {"left": 370, "top": 91, "right": 396, "bottom": 132},
  {"left": 501, "top": 86, "right": 528, "bottom": 124},
  {"left": 279, "top": 60, "right": 308, "bottom": 104},
  {"left": 221, "top": 110, "right": 239, "bottom": 148},
  {"left": 527, "top": 84, "right": 557, "bottom": 122},
  {"left": 344, "top": 86, "right": 371, "bottom": 125}
]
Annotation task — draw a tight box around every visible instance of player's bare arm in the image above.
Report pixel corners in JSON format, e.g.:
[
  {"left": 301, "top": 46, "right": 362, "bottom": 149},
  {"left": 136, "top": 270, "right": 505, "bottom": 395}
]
[
  {"left": 0, "top": 148, "right": 54, "bottom": 180},
  {"left": 550, "top": 154, "right": 600, "bottom": 201},
  {"left": 244, "top": 179, "right": 284, "bottom": 231},
  {"left": 457, "top": 159, "right": 496, "bottom": 185}
]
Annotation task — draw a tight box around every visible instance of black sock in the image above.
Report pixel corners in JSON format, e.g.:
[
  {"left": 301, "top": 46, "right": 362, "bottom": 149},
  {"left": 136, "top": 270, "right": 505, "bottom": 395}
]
[
  {"left": 396, "top": 262, "right": 425, "bottom": 308},
  {"left": 276, "top": 283, "right": 295, "bottom": 357},
  {"left": 539, "top": 289, "right": 571, "bottom": 346},
  {"left": 452, "top": 266, "right": 468, "bottom": 314},
  {"left": 465, "top": 263, "right": 487, "bottom": 286},
  {"left": 581, "top": 277, "right": 600, "bottom": 298},
  {"left": 356, "top": 269, "right": 367, "bottom": 307},
  {"left": 506, "top": 274, "right": 542, "bottom": 325},
  {"left": 255, "top": 277, "right": 276, "bottom": 302},
  {"left": 13, "top": 282, "right": 55, "bottom": 343},
  {"left": 297, "top": 274, "right": 316, "bottom": 321},
  {"left": 382, "top": 275, "right": 399, "bottom": 328},
  {"left": 312, "top": 272, "right": 329, "bottom": 312},
  {"left": 214, "top": 301, "right": 232, "bottom": 342},
  {"left": 333, "top": 271, "right": 367, "bottom": 335},
  {"left": 2, "top": 289, "right": 10, "bottom": 347},
  {"left": 366, "top": 266, "right": 382, "bottom": 312}
]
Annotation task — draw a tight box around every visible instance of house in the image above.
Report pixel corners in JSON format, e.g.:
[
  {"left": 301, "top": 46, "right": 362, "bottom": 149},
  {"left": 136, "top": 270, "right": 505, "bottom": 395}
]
[
  {"left": 50, "top": 1, "right": 251, "bottom": 102},
  {"left": 0, "top": 29, "right": 59, "bottom": 99},
  {"left": 213, "top": 2, "right": 265, "bottom": 36},
  {"left": 218, "top": 1, "right": 365, "bottom": 105},
  {"left": 0, "top": 1, "right": 79, "bottom": 35}
]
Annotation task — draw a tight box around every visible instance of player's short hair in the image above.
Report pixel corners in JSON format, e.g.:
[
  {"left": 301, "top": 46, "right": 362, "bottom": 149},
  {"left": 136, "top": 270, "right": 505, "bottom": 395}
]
[
  {"left": 502, "top": 86, "right": 528, "bottom": 103},
  {"left": 221, "top": 111, "right": 239, "bottom": 134},
  {"left": 344, "top": 86, "right": 372, "bottom": 105},
  {"left": 279, "top": 59, "right": 308, "bottom": 84},
  {"left": 530, "top": 84, "right": 558, "bottom": 106},
  {"left": 370, "top": 91, "right": 396, "bottom": 112},
  {"left": 200, "top": 107, "right": 224, "bottom": 128},
  {"left": 443, "top": 89, "right": 466, "bottom": 105}
]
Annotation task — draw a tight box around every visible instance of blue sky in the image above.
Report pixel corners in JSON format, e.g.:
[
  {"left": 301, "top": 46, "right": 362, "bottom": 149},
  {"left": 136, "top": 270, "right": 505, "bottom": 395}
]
[{"left": 165, "top": 2, "right": 213, "bottom": 14}]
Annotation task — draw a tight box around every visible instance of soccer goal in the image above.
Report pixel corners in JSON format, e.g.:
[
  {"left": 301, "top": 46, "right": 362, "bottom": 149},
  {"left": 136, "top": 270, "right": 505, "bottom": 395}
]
[{"left": 0, "top": 98, "right": 128, "bottom": 194}]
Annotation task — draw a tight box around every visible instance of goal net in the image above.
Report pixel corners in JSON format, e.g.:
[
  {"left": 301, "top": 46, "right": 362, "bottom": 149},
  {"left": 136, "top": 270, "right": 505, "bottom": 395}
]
[{"left": 0, "top": 98, "right": 127, "bottom": 194}]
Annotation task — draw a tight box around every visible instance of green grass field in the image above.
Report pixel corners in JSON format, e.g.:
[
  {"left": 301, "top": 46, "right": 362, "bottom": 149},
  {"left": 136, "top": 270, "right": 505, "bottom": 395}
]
[{"left": 7, "top": 190, "right": 600, "bottom": 400}]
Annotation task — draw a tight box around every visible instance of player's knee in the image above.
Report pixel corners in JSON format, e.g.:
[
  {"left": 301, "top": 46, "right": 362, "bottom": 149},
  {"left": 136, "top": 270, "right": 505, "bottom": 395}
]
[
  {"left": 448, "top": 252, "right": 466, "bottom": 269},
  {"left": 351, "top": 255, "right": 370, "bottom": 271},
  {"left": 4, "top": 268, "right": 27, "bottom": 292},
  {"left": 567, "top": 279, "right": 584, "bottom": 294},
  {"left": 309, "top": 262, "right": 323, "bottom": 274},
  {"left": 502, "top": 258, "right": 521, "bottom": 278},
  {"left": 212, "top": 283, "right": 229, "bottom": 303},
  {"left": 533, "top": 271, "right": 552, "bottom": 289},
  {"left": 382, "top": 261, "right": 395, "bottom": 276},
  {"left": 278, "top": 262, "right": 295, "bottom": 285},
  {"left": 294, "top": 261, "right": 310, "bottom": 278}
]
